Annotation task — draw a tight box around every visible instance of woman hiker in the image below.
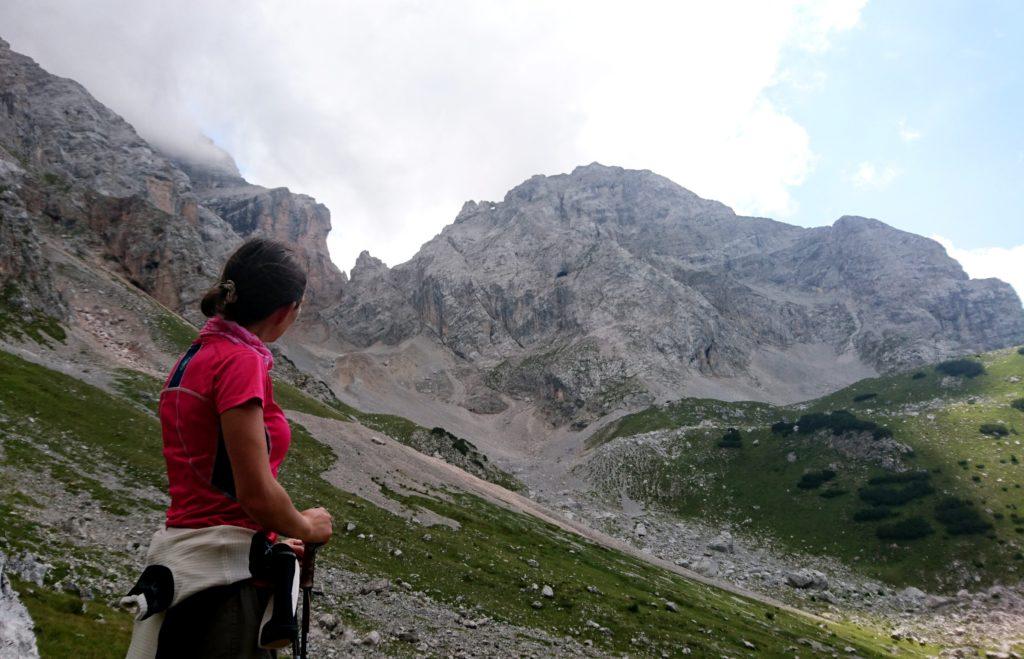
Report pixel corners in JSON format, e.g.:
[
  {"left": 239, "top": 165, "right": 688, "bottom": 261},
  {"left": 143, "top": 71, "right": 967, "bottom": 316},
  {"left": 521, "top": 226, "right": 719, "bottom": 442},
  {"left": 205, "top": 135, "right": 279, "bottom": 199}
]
[{"left": 124, "top": 238, "right": 333, "bottom": 658}]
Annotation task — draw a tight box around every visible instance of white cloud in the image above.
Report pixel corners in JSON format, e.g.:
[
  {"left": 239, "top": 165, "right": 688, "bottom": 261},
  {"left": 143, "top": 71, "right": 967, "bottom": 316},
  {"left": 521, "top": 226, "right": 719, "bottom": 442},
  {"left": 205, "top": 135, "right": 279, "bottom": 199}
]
[
  {"left": 848, "top": 161, "right": 902, "bottom": 189},
  {"left": 933, "top": 235, "right": 1024, "bottom": 304},
  {"left": 0, "top": 0, "right": 867, "bottom": 272},
  {"left": 898, "top": 118, "right": 922, "bottom": 142}
]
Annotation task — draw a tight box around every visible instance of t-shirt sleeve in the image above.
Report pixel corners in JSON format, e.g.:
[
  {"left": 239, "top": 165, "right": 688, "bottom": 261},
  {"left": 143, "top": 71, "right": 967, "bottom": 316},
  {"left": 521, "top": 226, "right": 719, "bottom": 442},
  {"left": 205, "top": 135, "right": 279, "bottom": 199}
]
[{"left": 213, "top": 350, "right": 267, "bottom": 414}]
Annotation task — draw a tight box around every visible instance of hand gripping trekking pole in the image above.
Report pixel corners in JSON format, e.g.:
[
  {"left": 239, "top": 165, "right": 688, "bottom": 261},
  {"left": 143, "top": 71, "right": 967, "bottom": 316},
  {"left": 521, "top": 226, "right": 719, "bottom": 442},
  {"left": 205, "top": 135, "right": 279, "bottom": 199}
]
[{"left": 295, "top": 542, "right": 322, "bottom": 659}]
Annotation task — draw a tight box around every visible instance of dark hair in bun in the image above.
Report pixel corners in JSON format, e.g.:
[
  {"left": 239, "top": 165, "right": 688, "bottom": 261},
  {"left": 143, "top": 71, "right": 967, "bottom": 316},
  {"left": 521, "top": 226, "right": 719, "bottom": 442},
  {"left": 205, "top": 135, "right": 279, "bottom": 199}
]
[{"left": 200, "top": 238, "right": 307, "bottom": 326}]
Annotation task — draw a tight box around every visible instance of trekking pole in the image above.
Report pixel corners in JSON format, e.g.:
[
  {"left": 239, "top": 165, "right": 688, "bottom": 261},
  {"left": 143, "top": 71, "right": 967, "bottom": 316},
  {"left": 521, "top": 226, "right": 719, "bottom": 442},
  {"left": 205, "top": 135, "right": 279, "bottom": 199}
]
[{"left": 297, "top": 542, "right": 322, "bottom": 659}]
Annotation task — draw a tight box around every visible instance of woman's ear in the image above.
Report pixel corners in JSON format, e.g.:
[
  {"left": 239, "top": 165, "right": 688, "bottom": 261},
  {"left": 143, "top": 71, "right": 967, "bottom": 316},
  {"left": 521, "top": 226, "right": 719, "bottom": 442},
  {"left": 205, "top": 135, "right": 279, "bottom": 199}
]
[{"left": 271, "top": 303, "right": 293, "bottom": 325}]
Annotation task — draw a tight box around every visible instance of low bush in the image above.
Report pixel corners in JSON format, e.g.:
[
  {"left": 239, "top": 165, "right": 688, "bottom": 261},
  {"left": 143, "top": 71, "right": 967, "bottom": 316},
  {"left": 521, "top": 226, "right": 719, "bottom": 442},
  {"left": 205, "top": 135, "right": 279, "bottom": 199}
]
[
  {"left": 1011, "top": 398, "right": 1024, "bottom": 412},
  {"left": 876, "top": 517, "right": 934, "bottom": 540},
  {"left": 911, "top": 371, "right": 927, "bottom": 380},
  {"left": 859, "top": 479, "right": 934, "bottom": 506},
  {"left": 936, "top": 358, "right": 985, "bottom": 378},
  {"left": 980, "top": 423, "right": 1010, "bottom": 437},
  {"left": 853, "top": 392, "right": 878, "bottom": 402},
  {"left": 872, "top": 427, "right": 893, "bottom": 440},
  {"left": 793, "top": 410, "right": 888, "bottom": 436},
  {"left": 770, "top": 420, "right": 795, "bottom": 436},
  {"left": 867, "top": 470, "right": 930, "bottom": 485},
  {"left": 717, "top": 428, "right": 742, "bottom": 448},
  {"left": 934, "top": 498, "right": 993, "bottom": 535},
  {"left": 451, "top": 437, "right": 476, "bottom": 455},
  {"left": 797, "top": 469, "right": 837, "bottom": 490},
  {"left": 819, "top": 488, "right": 848, "bottom": 499},
  {"left": 1018, "top": 347, "right": 1024, "bottom": 356},
  {"left": 853, "top": 507, "right": 894, "bottom": 522}
]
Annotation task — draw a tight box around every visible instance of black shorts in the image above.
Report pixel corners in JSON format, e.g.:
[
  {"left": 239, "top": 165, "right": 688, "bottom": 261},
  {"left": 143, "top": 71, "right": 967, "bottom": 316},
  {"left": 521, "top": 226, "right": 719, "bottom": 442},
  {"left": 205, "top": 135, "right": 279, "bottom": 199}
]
[{"left": 156, "top": 580, "right": 276, "bottom": 658}]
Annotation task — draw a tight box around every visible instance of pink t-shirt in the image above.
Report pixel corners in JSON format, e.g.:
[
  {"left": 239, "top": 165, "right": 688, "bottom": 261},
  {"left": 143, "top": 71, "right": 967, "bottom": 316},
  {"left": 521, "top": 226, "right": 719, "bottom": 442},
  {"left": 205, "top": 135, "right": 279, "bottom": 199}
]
[{"left": 159, "top": 331, "right": 291, "bottom": 532}]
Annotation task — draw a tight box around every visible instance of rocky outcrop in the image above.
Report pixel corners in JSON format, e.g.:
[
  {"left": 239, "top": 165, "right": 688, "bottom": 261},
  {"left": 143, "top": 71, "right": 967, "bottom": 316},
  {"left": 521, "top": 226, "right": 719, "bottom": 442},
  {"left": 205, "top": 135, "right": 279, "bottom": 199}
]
[
  {"left": 323, "top": 163, "right": 1024, "bottom": 423},
  {"left": 0, "top": 552, "right": 40, "bottom": 659},
  {"left": 0, "top": 38, "right": 343, "bottom": 325},
  {"left": 173, "top": 147, "right": 346, "bottom": 312}
]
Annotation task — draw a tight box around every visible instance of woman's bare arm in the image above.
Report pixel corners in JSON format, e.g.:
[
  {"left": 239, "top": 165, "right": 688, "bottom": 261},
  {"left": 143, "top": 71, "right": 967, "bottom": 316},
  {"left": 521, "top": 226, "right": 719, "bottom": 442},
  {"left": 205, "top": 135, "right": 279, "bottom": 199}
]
[{"left": 221, "top": 401, "right": 332, "bottom": 543}]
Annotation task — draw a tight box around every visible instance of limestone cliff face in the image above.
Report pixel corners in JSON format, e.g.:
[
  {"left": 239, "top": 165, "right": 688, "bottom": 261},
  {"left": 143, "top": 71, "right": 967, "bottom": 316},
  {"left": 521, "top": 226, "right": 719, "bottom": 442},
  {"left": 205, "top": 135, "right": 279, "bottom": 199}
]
[
  {"left": 188, "top": 180, "right": 345, "bottom": 312},
  {"left": 324, "top": 164, "right": 1024, "bottom": 422},
  {"left": 0, "top": 38, "right": 343, "bottom": 323}
]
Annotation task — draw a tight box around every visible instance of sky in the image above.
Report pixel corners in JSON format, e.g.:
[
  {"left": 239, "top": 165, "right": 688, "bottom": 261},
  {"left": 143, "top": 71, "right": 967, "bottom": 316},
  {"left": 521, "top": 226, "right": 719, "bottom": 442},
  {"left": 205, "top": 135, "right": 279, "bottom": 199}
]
[{"left": 0, "top": 1, "right": 1021, "bottom": 300}]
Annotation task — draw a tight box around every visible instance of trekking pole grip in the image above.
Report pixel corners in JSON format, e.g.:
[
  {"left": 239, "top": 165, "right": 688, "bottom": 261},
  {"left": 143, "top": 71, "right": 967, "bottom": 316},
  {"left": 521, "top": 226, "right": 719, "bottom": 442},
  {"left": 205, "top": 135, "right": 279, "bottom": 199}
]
[{"left": 300, "top": 542, "right": 322, "bottom": 589}]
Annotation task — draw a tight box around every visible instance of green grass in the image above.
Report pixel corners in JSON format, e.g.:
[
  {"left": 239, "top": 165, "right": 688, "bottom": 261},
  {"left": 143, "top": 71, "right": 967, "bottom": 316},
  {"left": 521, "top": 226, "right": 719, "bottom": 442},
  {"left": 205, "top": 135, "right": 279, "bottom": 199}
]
[
  {"left": 582, "top": 347, "right": 1024, "bottom": 591},
  {"left": 587, "top": 398, "right": 776, "bottom": 448},
  {"left": 0, "top": 351, "right": 167, "bottom": 495},
  {"left": 0, "top": 348, "right": 911, "bottom": 657},
  {"left": 149, "top": 308, "right": 197, "bottom": 353},
  {"left": 0, "top": 284, "right": 67, "bottom": 347},
  {"left": 13, "top": 578, "right": 133, "bottom": 658}
]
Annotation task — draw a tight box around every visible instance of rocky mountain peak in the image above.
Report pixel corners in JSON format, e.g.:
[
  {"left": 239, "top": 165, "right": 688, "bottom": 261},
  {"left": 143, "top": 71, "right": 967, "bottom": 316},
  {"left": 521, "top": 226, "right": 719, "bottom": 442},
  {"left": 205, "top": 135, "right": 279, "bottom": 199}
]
[
  {"left": 351, "top": 250, "right": 388, "bottom": 281},
  {"left": 325, "top": 164, "right": 1024, "bottom": 424},
  {"left": 0, "top": 39, "right": 343, "bottom": 320}
]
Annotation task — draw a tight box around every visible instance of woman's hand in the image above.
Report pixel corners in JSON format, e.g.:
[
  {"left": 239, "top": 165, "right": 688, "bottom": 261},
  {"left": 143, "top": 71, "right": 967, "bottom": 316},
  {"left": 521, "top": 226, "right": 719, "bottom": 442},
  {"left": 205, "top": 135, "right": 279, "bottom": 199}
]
[
  {"left": 281, "top": 537, "right": 305, "bottom": 558},
  {"left": 300, "top": 507, "right": 333, "bottom": 544}
]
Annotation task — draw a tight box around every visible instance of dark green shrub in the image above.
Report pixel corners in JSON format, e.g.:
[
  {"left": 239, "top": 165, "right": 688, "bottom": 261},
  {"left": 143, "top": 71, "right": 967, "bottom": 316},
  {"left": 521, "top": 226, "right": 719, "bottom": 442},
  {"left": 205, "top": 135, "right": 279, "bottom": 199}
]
[
  {"left": 876, "top": 517, "right": 934, "bottom": 540},
  {"left": 770, "top": 420, "right": 795, "bottom": 435},
  {"left": 859, "top": 479, "right": 934, "bottom": 506},
  {"left": 936, "top": 359, "right": 985, "bottom": 378},
  {"left": 853, "top": 392, "right": 878, "bottom": 402},
  {"left": 819, "top": 488, "right": 848, "bottom": 499},
  {"left": 872, "top": 427, "right": 893, "bottom": 440},
  {"left": 911, "top": 371, "right": 927, "bottom": 380},
  {"left": 789, "top": 410, "right": 888, "bottom": 437},
  {"left": 797, "top": 469, "right": 837, "bottom": 489},
  {"left": 980, "top": 423, "right": 1010, "bottom": 437},
  {"left": 430, "top": 426, "right": 450, "bottom": 437},
  {"left": 853, "top": 507, "right": 894, "bottom": 522},
  {"left": 868, "top": 471, "right": 930, "bottom": 485},
  {"left": 717, "top": 428, "right": 742, "bottom": 448},
  {"left": 1018, "top": 347, "right": 1024, "bottom": 356},
  {"left": 934, "top": 498, "right": 993, "bottom": 535},
  {"left": 451, "top": 437, "right": 476, "bottom": 455},
  {"left": 1011, "top": 399, "right": 1024, "bottom": 412}
]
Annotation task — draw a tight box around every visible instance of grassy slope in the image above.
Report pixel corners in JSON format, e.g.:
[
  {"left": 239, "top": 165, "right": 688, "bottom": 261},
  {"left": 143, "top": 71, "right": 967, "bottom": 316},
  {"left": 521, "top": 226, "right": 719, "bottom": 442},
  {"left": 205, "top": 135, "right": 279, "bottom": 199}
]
[
  {"left": 585, "top": 348, "right": 1024, "bottom": 591},
  {"left": 0, "top": 348, "right": 911, "bottom": 657}
]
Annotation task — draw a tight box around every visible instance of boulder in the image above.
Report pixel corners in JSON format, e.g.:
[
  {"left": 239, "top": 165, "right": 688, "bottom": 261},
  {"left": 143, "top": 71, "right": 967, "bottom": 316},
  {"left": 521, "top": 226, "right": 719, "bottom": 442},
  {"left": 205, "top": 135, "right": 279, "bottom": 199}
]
[
  {"left": 785, "top": 569, "right": 829, "bottom": 590},
  {"left": 691, "top": 557, "right": 720, "bottom": 578},
  {"left": 707, "top": 531, "right": 734, "bottom": 554}
]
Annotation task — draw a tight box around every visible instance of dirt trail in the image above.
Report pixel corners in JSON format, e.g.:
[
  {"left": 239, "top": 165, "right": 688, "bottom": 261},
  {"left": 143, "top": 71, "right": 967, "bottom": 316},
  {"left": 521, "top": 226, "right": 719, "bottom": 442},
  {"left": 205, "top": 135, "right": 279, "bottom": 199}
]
[{"left": 287, "top": 409, "right": 833, "bottom": 625}]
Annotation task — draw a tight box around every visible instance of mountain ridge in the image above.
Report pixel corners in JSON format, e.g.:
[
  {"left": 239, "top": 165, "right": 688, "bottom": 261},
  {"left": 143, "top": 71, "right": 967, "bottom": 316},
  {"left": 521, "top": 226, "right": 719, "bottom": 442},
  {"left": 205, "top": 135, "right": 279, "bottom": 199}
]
[{"left": 316, "top": 162, "right": 1024, "bottom": 429}]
